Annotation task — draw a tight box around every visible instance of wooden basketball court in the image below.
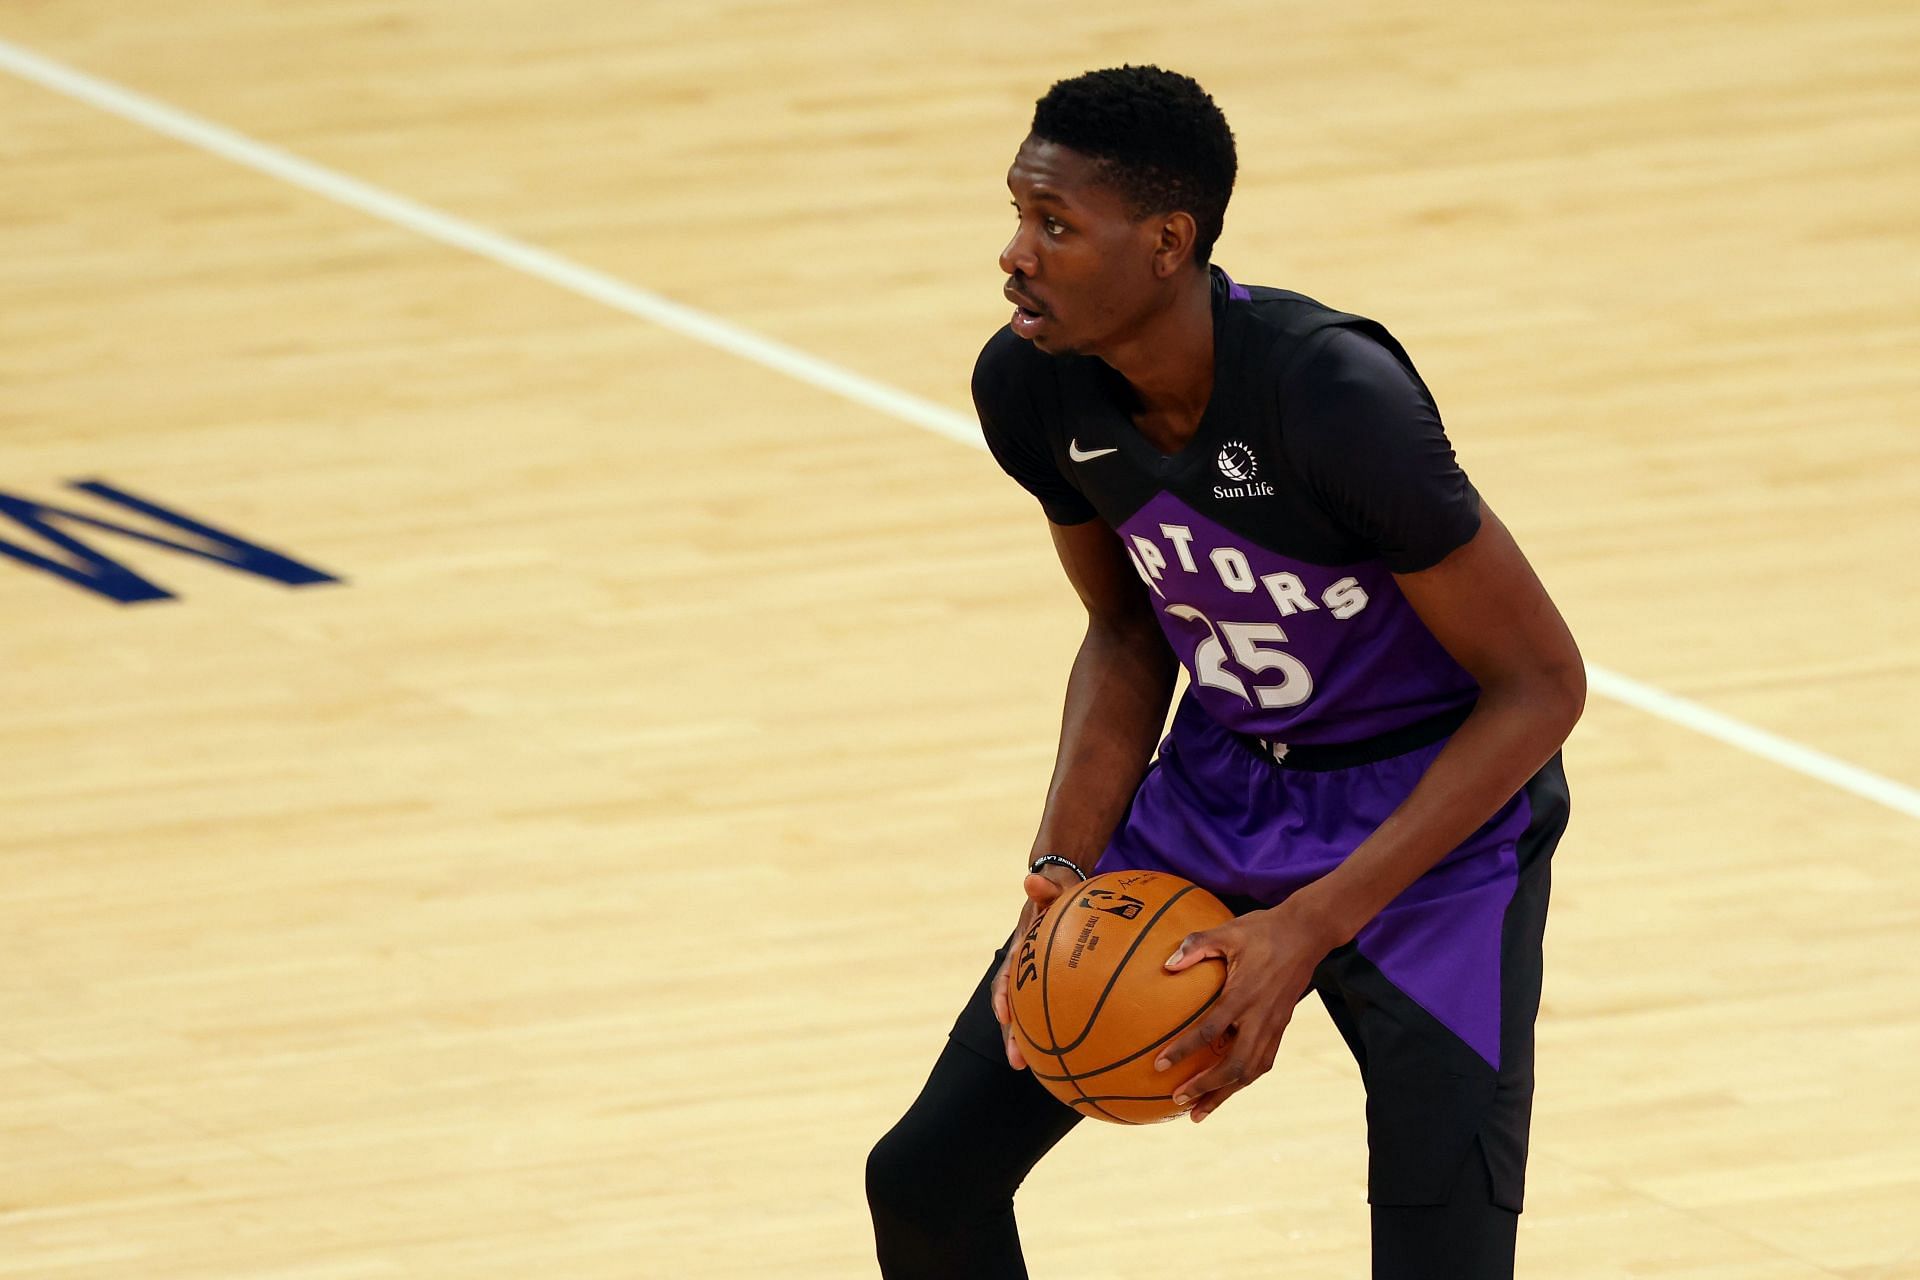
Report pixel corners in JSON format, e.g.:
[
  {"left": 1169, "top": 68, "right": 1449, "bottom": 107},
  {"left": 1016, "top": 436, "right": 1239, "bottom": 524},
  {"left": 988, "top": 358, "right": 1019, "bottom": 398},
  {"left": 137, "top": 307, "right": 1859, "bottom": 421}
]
[{"left": 2, "top": 2, "right": 1916, "bottom": 1275}]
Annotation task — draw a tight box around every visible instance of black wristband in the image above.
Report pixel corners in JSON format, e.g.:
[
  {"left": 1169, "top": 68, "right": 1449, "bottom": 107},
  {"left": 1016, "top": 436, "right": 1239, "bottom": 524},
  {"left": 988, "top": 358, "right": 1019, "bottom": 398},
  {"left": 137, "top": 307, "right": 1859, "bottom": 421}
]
[{"left": 1028, "top": 854, "right": 1088, "bottom": 882}]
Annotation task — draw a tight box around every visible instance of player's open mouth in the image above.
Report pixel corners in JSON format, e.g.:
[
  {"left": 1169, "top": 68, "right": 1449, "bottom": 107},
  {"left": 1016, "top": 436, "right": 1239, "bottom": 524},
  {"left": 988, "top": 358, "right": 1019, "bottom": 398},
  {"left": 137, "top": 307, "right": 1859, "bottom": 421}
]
[
  {"left": 1005, "top": 282, "right": 1048, "bottom": 329},
  {"left": 1004, "top": 277, "right": 1050, "bottom": 339},
  {"left": 1007, "top": 286, "right": 1048, "bottom": 337}
]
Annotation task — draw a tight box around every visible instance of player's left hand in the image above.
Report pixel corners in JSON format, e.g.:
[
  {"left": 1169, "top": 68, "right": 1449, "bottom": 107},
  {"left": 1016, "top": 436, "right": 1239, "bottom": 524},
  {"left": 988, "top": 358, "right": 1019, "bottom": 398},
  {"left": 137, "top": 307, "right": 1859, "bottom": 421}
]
[{"left": 1153, "top": 901, "right": 1343, "bottom": 1122}]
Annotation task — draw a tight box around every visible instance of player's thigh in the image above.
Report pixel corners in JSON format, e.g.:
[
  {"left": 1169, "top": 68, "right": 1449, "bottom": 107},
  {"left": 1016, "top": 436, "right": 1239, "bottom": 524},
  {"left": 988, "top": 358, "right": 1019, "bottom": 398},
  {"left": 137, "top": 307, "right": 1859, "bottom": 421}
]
[{"left": 1315, "top": 757, "right": 1567, "bottom": 1211}]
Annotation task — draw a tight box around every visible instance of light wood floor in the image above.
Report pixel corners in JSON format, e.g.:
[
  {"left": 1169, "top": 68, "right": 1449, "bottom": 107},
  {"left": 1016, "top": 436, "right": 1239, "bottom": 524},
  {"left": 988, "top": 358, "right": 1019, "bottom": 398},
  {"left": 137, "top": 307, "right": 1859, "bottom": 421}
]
[{"left": 2, "top": 2, "right": 1916, "bottom": 1276}]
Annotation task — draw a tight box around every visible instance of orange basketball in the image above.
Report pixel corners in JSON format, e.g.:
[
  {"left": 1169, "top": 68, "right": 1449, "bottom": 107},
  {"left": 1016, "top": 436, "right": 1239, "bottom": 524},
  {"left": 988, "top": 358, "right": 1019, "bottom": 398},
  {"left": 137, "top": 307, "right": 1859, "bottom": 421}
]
[{"left": 1007, "top": 869, "right": 1234, "bottom": 1124}]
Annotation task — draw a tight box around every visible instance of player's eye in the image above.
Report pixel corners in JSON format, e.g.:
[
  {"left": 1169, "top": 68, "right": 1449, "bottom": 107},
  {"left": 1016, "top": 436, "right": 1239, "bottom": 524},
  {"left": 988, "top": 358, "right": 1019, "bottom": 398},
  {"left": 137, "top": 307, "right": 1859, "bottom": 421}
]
[{"left": 1044, "top": 217, "right": 1067, "bottom": 236}]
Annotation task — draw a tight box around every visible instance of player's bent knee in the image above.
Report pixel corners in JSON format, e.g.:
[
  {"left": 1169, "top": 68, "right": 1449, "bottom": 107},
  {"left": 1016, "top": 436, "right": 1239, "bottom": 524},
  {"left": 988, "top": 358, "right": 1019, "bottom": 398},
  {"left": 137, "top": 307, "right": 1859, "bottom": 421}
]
[
  {"left": 866, "top": 1120, "right": 964, "bottom": 1229},
  {"left": 865, "top": 1125, "right": 923, "bottom": 1221}
]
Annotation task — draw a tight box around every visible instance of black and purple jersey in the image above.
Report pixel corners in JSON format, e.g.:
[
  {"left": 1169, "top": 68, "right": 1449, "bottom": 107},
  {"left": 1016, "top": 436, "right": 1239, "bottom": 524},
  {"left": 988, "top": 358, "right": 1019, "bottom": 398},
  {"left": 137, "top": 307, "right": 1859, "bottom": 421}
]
[{"left": 975, "top": 267, "right": 1483, "bottom": 747}]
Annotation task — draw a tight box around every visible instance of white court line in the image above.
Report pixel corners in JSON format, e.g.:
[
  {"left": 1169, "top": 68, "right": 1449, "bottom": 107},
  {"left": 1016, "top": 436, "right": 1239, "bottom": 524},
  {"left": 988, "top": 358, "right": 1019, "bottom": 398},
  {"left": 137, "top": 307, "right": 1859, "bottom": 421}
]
[
  {"left": 0, "top": 38, "right": 979, "bottom": 453},
  {"left": 4, "top": 35, "right": 1916, "bottom": 822}
]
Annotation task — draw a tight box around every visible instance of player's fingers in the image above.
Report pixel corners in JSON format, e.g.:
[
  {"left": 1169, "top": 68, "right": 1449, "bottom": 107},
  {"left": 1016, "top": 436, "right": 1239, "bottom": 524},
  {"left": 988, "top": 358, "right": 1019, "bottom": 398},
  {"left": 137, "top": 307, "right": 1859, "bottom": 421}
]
[
  {"left": 1173, "top": 1016, "right": 1288, "bottom": 1112},
  {"left": 997, "top": 993, "right": 1029, "bottom": 1070},
  {"left": 1187, "top": 1019, "right": 1290, "bottom": 1122},
  {"left": 1004, "top": 1027, "right": 1027, "bottom": 1071},
  {"left": 990, "top": 954, "right": 1031, "bottom": 1069},
  {"left": 1170, "top": 1052, "right": 1255, "bottom": 1111},
  {"left": 1152, "top": 1001, "right": 1238, "bottom": 1073},
  {"left": 1163, "top": 923, "right": 1236, "bottom": 972},
  {"left": 1023, "top": 871, "right": 1067, "bottom": 908},
  {"left": 1188, "top": 1082, "right": 1242, "bottom": 1123}
]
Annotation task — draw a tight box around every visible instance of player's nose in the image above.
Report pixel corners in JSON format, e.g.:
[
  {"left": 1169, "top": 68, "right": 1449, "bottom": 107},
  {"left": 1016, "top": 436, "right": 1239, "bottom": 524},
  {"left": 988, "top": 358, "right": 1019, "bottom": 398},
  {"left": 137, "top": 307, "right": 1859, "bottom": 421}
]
[{"left": 999, "top": 226, "right": 1037, "bottom": 279}]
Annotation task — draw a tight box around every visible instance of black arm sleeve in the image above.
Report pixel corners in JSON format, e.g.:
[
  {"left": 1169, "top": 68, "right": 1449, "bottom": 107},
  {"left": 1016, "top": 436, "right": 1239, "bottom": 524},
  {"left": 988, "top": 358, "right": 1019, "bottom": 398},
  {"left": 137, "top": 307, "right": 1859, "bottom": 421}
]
[
  {"left": 1281, "top": 327, "right": 1481, "bottom": 572},
  {"left": 972, "top": 331, "right": 1098, "bottom": 526}
]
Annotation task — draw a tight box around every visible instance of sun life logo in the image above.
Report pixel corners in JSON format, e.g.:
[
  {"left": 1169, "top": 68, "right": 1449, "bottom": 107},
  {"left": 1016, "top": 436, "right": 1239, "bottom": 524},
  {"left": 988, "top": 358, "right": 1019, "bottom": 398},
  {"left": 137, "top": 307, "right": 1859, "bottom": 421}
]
[
  {"left": 1211, "top": 440, "right": 1275, "bottom": 501},
  {"left": 1216, "top": 441, "right": 1258, "bottom": 482}
]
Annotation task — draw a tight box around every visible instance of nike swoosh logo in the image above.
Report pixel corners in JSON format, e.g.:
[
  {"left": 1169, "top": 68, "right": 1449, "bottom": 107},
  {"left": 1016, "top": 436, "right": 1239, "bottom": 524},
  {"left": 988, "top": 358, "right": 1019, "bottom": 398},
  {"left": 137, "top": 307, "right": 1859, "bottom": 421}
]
[{"left": 1068, "top": 440, "right": 1119, "bottom": 462}]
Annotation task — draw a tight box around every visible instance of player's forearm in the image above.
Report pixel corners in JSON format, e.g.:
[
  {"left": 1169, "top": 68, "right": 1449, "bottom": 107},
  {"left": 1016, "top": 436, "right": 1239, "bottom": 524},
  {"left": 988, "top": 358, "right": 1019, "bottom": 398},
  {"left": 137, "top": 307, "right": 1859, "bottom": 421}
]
[
  {"left": 1028, "top": 617, "right": 1177, "bottom": 869},
  {"left": 1287, "top": 666, "right": 1585, "bottom": 946}
]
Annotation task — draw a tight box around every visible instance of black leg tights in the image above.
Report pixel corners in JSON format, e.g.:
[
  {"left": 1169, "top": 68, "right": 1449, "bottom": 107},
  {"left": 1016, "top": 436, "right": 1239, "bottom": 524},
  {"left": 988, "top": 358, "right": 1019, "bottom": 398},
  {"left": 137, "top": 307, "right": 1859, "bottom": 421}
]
[
  {"left": 868, "top": 1036, "right": 1518, "bottom": 1279},
  {"left": 866, "top": 1037, "right": 1081, "bottom": 1280},
  {"left": 1371, "top": 1139, "right": 1518, "bottom": 1280},
  {"left": 869, "top": 958, "right": 1522, "bottom": 1280}
]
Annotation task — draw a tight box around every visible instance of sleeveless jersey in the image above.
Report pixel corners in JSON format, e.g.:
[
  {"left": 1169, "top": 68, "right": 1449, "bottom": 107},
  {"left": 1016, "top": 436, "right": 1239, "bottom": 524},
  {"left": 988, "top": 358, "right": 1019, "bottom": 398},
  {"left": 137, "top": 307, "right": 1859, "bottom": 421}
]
[{"left": 973, "top": 267, "right": 1483, "bottom": 746}]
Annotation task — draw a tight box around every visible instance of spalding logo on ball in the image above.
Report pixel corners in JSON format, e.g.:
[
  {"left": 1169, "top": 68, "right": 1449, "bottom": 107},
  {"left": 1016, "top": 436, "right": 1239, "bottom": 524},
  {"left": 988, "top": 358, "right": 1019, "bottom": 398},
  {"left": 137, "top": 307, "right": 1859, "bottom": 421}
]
[
  {"left": 1008, "top": 870, "right": 1234, "bottom": 1124},
  {"left": 1215, "top": 440, "right": 1258, "bottom": 482}
]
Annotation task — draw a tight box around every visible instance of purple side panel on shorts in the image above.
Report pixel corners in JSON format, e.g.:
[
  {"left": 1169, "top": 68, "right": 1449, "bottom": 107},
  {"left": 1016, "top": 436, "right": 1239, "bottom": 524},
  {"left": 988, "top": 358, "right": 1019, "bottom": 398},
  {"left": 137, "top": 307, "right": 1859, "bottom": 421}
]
[
  {"left": 1356, "top": 792, "right": 1529, "bottom": 1070},
  {"left": 1095, "top": 696, "right": 1529, "bottom": 1069}
]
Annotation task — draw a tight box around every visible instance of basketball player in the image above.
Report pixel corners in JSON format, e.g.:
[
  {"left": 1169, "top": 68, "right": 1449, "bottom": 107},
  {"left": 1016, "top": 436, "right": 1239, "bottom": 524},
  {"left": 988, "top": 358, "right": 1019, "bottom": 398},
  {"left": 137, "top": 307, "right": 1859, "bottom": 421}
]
[{"left": 867, "top": 66, "right": 1583, "bottom": 1279}]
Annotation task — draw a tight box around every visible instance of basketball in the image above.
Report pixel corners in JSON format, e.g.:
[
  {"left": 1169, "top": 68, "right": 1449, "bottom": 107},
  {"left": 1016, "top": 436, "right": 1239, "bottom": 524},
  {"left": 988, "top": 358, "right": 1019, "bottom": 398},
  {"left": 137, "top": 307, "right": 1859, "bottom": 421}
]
[{"left": 1007, "top": 869, "right": 1235, "bottom": 1124}]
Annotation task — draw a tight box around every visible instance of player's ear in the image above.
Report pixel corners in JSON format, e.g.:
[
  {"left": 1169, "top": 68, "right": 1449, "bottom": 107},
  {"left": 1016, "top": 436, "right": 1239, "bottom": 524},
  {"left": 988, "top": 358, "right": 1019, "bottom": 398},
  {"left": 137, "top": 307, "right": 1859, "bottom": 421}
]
[{"left": 1151, "top": 211, "right": 1199, "bottom": 278}]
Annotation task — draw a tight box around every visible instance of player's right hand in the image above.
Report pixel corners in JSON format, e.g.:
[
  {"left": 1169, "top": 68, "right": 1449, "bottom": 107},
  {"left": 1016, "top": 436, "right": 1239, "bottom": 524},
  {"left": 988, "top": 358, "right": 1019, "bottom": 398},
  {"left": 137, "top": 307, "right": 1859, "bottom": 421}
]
[{"left": 990, "top": 868, "right": 1078, "bottom": 1070}]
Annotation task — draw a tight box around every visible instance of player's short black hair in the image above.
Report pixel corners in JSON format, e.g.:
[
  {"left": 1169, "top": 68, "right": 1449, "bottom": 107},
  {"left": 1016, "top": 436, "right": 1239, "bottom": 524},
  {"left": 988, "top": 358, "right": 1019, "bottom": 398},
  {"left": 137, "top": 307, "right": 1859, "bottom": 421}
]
[{"left": 1031, "top": 66, "right": 1237, "bottom": 264}]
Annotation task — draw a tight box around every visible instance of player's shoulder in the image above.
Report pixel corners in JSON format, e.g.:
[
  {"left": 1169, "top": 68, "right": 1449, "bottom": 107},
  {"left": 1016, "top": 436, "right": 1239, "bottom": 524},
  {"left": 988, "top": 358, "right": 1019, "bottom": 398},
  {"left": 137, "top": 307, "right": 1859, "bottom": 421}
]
[
  {"left": 1231, "top": 281, "right": 1385, "bottom": 367},
  {"left": 972, "top": 323, "right": 1053, "bottom": 397},
  {"left": 971, "top": 324, "right": 1084, "bottom": 446},
  {"left": 1226, "top": 277, "right": 1423, "bottom": 399},
  {"left": 1289, "top": 323, "right": 1416, "bottom": 391},
  {"left": 1235, "top": 280, "right": 1353, "bottom": 324}
]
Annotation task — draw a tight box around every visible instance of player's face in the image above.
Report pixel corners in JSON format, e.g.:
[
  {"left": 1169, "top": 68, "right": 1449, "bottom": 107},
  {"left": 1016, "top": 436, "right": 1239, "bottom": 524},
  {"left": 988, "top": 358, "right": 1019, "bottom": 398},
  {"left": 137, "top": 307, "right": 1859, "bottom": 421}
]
[{"left": 1000, "top": 136, "right": 1163, "bottom": 356}]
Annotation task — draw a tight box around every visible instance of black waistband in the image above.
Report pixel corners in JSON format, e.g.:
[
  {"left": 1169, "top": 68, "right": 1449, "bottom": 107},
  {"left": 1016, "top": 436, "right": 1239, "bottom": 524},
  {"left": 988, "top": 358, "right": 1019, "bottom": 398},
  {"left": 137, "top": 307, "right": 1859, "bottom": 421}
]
[{"left": 1230, "top": 703, "right": 1473, "bottom": 771}]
